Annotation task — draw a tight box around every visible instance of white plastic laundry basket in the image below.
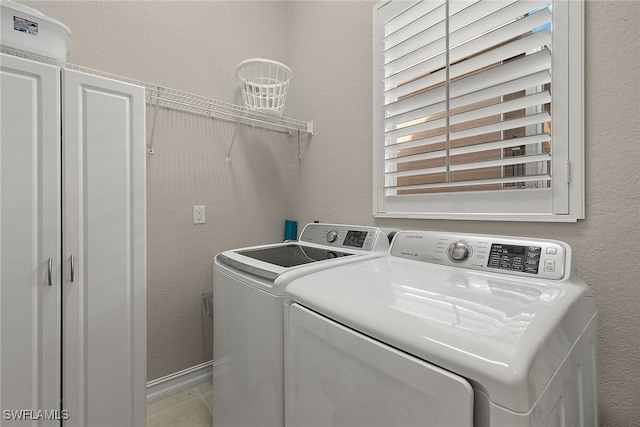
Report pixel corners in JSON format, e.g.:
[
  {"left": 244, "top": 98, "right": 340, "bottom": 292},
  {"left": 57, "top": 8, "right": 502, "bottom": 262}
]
[{"left": 236, "top": 58, "right": 291, "bottom": 117}]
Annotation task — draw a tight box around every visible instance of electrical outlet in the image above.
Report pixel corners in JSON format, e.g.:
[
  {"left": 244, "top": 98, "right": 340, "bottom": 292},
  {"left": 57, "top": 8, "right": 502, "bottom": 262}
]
[{"left": 193, "top": 206, "right": 205, "bottom": 224}]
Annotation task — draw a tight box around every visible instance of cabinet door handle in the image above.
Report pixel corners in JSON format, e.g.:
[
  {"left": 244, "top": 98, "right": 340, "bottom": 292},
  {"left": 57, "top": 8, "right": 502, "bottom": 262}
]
[
  {"left": 70, "top": 255, "right": 75, "bottom": 283},
  {"left": 47, "top": 257, "right": 53, "bottom": 286}
]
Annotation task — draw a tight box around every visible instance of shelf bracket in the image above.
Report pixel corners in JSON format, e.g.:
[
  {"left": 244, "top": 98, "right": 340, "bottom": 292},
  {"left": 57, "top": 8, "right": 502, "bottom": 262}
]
[
  {"left": 225, "top": 119, "right": 243, "bottom": 163},
  {"left": 147, "top": 86, "right": 163, "bottom": 154}
]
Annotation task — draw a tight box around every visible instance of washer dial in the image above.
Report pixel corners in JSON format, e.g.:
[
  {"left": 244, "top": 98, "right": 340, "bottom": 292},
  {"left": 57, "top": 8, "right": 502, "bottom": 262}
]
[
  {"left": 447, "top": 241, "right": 472, "bottom": 262},
  {"left": 326, "top": 230, "right": 339, "bottom": 243}
]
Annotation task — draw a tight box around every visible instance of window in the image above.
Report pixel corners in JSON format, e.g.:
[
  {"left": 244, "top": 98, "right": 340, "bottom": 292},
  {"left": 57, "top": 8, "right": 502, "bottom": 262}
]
[{"left": 372, "top": 0, "right": 584, "bottom": 221}]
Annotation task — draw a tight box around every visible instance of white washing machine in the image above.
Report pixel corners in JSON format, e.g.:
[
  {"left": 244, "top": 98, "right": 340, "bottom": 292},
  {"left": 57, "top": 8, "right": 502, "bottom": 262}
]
[
  {"left": 284, "top": 230, "right": 598, "bottom": 427},
  {"left": 213, "top": 223, "right": 393, "bottom": 427}
]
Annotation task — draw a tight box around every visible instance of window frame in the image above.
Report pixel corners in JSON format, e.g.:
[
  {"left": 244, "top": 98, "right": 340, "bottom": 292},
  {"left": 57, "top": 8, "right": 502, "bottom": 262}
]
[{"left": 372, "top": 0, "right": 585, "bottom": 222}]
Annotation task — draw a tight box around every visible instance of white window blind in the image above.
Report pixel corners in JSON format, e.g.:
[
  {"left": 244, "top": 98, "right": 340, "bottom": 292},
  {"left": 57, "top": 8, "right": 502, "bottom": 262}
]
[{"left": 372, "top": 0, "right": 584, "bottom": 221}]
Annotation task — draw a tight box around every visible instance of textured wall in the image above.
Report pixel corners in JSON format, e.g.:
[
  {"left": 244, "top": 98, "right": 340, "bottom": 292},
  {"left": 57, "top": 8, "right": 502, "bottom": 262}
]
[
  {"left": 26, "top": 0, "right": 295, "bottom": 380},
  {"left": 287, "top": 1, "right": 640, "bottom": 426}
]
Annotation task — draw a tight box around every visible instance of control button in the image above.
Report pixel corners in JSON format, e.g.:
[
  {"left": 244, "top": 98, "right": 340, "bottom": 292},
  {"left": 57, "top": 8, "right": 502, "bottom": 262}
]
[
  {"left": 546, "top": 247, "right": 558, "bottom": 255},
  {"left": 447, "top": 241, "right": 472, "bottom": 262},
  {"left": 544, "top": 259, "right": 556, "bottom": 272},
  {"left": 525, "top": 266, "right": 538, "bottom": 274},
  {"left": 326, "top": 230, "right": 339, "bottom": 243}
]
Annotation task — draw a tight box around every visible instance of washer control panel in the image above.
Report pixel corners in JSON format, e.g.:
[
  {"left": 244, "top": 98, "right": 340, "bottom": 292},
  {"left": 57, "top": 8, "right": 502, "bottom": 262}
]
[
  {"left": 391, "top": 231, "right": 568, "bottom": 280},
  {"left": 299, "top": 224, "right": 381, "bottom": 251}
]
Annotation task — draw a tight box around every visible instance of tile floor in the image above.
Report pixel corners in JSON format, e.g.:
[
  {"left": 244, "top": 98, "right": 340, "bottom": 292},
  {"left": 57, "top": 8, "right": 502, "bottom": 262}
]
[{"left": 147, "top": 381, "right": 212, "bottom": 427}]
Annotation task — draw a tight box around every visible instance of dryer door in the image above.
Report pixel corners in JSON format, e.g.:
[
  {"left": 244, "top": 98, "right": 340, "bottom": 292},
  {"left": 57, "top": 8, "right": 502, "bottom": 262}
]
[{"left": 286, "top": 304, "right": 474, "bottom": 427}]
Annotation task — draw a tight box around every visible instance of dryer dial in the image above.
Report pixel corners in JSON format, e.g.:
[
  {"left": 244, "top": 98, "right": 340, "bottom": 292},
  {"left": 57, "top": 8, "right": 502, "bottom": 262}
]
[
  {"left": 326, "top": 230, "right": 339, "bottom": 243},
  {"left": 447, "top": 241, "right": 472, "bottom": 263}
]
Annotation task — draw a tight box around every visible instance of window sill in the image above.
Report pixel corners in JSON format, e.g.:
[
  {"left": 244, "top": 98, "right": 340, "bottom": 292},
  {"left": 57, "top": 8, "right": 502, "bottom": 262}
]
[{"left": 374, "top": 212, "right": 580, "bottom": 223}]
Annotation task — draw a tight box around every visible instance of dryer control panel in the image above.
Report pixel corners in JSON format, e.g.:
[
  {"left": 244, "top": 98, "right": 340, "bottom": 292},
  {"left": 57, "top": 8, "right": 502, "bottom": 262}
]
[{"left": 391, "top": 231, "right": 568, "bottom": 280}]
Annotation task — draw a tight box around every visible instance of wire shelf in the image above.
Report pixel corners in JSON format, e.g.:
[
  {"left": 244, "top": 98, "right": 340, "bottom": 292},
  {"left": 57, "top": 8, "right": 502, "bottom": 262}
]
[
  {"left": 1, "top": 45, "right": 314, "bottom": 136},
  {"left": 1, "top": 45, "right": 62, "bottom": 66},
  {"left": 145, "top": 85, "right": 312, "bottom": 134}
]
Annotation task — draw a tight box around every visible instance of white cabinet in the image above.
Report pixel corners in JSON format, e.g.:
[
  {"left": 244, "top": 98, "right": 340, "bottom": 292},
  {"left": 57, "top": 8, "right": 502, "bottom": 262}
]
[
  {"left": 0, "top": 53, "right": 146, "bottom": 426},
  {"left": 1, "top": 52, "right": 61, "bottom": 427}
]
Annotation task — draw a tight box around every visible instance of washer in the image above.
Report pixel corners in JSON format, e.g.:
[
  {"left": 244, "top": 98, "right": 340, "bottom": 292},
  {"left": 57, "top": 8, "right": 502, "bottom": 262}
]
[
  {"left": 284, "top": 230, "right": 598, "bottom": 426},
  {"left": 213, "top": 223, "right": 393, "bottom": 427}
]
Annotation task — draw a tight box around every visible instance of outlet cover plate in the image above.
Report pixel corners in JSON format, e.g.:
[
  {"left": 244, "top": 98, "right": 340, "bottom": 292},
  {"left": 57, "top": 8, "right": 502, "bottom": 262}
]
[{"left": 193, "top": 206, "right": 205, "bottom": 224}]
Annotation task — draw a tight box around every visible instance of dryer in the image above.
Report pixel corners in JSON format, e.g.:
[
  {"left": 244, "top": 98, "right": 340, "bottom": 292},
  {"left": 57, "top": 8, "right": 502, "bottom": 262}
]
[
  {"left": 213, "top": 223, "right": 392, "bottom": 427},
  {"left": 284, "top": 230, "right": 598, "bottom": 426}
]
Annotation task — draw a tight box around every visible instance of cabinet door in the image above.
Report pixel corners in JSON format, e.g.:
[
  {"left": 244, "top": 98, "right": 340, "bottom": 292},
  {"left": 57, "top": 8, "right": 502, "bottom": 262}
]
[
  {"left": 0, "top": 54, "right": 62, "bottom": 426},
  {"left": 62, "top": 69, "right": 146, "bottom": 427}
]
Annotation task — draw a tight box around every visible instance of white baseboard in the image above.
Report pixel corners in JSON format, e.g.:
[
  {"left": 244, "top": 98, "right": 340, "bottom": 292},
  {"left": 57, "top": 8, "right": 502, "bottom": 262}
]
[{"left": 146, "top": 360, "right": 213, "bottom": 404}]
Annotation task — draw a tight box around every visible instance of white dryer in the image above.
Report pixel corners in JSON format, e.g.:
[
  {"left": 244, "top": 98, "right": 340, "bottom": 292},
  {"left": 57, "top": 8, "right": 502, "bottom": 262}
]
[
  {"left": 213, "top": 223, "right": 393, "bottom": 427},
  {"left": 284, "top": 230, "right": 598, "bottom": 427}
]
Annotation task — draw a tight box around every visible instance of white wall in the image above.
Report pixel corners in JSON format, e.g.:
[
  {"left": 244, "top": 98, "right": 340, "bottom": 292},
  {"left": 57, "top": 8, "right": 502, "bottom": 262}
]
[
  {"left": 287, "top": 1, "right": 640, "bottom": 426},
  {"left": 20, "top": 1, "right": 640, "bottom": 425}
]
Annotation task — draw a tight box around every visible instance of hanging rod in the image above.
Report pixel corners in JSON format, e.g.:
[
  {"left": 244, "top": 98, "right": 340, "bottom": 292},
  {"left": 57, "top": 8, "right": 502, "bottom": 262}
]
[{"left": 1, "top": 45, "right": 315, "bottom": 138}]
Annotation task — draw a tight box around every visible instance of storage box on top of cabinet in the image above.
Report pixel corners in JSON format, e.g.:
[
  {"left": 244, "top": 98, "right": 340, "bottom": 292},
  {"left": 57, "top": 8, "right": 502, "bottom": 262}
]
[{"left": 0, "top": 0, "right": 71, "bottom": 61}]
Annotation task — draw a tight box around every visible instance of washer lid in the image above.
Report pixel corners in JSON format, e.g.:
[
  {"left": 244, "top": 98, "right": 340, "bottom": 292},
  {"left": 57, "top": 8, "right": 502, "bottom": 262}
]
[
  {"left": 217, "top": 242, "right": 359, "bottom": 282},
  {"left": 215, "top": 223, "right": 391, "bottom": 285},
  {"left": 285, "top": 257, "right": 596, "bottom": 413},
  {"left": 237, "top": 244, "right": 355, "bottom": 268}
]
